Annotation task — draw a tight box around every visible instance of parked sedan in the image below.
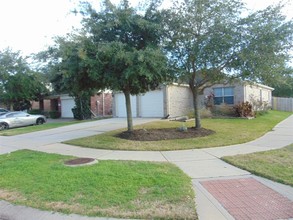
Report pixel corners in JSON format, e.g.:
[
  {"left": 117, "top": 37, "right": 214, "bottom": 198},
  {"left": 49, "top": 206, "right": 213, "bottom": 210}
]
[
  {"left": 0, "top": 112, "right": 47, "bottom": 130},
  {"left": 0, "top": 108, "right": 9, "bottom": 113}
]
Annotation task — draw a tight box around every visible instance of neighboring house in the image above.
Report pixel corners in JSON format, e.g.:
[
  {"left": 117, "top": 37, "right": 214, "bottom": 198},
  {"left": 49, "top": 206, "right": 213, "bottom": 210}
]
[
  {"left": 113, "top": 82, "right": 274, "bottom": 118},
  {"left": 31, "top": 95, "right": 60, "bottom": 113},
  {"left": 31, "top": 92, "right": 113, "bottom": 118}
]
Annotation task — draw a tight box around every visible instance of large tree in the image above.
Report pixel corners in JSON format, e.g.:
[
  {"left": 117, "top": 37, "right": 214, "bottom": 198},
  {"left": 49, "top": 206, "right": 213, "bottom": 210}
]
[
  {"left": 79, "top": 0, "right": 170, "bottom": 131},
  {"left": 271, "top": 69, "right": 293, "bottom": 97},
  {"left": 37, "top": 35, "right": 102, "bottom": 119},
  {"left": 0, "top": 48, "right": 48, "bottom": 110},
  {"left": 163, "top": 0, "right": 293, "bottom": 128}
]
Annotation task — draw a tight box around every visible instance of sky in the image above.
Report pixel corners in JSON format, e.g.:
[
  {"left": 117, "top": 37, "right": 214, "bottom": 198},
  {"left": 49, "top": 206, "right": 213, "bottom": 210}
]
[{"left": 0, "top": 0, "right": 292, "bottom": 57}]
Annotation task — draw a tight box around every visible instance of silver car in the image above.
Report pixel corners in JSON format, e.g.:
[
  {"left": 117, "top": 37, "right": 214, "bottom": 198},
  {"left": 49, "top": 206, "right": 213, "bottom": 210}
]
[{"left": 0, "top": 111, "right": 47, "bottom": 130}]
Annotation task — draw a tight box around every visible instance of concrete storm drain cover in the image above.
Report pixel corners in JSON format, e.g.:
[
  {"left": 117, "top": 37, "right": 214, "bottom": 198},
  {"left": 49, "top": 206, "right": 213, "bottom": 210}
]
[{"left": 64, "top": 158, "right": 98, "bottom": 167}]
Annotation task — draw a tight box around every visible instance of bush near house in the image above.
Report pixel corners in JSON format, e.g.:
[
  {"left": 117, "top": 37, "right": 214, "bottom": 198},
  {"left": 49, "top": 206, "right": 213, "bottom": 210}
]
[
  {"left": 28, "top": 109, "right": 43, "bottom": 115},
  {"left": 49, "top": 111, "right": 61, "bottom": 119},
  {"left": 234, "top": 102, "right": 255, "bottom": 118}
]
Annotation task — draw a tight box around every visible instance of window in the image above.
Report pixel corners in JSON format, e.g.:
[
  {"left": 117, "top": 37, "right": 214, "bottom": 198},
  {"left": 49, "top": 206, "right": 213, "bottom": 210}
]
[{"left": 213, "top": 87, "right": 234, "bottom": 105}]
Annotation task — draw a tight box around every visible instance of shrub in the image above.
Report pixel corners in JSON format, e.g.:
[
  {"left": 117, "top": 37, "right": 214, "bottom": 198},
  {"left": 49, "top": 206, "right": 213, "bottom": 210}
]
[
  {"left": 234, "top": 102, "right": 255, "bottom": 118},
  {"left": 249, "top": 95, "right": 270, "bottom": 116},
  {"left": 28, "top": 109, "right": 42, "bottom": 115},
  {"left": 72, "top": 94, "right": 92, "bottom": 120},
  {"left": 49, "top": 111, "right": 61, "bottom": 119},
  {"left": 212, "top": 103, "right": 236, "bottom": 117},
  {"left": 187, "top": 108, "right": 213, "bottom": 119}
]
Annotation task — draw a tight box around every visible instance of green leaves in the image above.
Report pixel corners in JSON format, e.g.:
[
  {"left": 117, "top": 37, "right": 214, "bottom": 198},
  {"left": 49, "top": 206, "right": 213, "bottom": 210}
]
[
  {"left": 163, "top": 0, "right": 293, "bottom": 128},
  {"left": 0, "top": 48, "right": 48, "bottom": 110}
]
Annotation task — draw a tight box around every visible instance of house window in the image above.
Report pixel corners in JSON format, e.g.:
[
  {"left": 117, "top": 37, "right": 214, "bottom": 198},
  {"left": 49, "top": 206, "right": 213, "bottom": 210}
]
[{"left": 213, "top": 87, "right": 234, "bottom": 105}]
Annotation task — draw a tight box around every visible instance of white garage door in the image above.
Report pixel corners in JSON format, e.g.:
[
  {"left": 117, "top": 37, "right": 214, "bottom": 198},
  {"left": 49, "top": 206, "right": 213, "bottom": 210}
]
[
  {"left": 115, "top": 93, "right": 137, "bottom": 117},
  {"left": 61, "top": 96, "right": 75, "bottom": 118},
  {"left": 140, "top": 90, "right": 164, "bottom": 117}
]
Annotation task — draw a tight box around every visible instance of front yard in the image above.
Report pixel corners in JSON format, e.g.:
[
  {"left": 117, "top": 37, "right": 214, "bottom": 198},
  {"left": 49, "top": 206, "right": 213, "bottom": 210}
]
[
  {"left": 0, "top": 150, "right": 196, "bottom": 219},
  {"left": 0, "top": 120, "right": 79, "bottom": 136},
  {"left": 223, "top": 144, "right": 293, "bottom": 186},
  {"left": 65, "top": 111, "right": 292, "bottom": 151},
  {"left": 0, "top": 111, "right": 292, "bottom": 219}
]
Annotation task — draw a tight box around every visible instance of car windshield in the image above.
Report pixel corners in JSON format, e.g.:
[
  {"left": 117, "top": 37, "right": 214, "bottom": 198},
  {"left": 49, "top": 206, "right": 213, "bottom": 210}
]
[
  {"left": 0, "top": 108, "right": 9, "bottom": 112},
  {"left": 5, "top": 112, "right": 28, "bottom": 118}
]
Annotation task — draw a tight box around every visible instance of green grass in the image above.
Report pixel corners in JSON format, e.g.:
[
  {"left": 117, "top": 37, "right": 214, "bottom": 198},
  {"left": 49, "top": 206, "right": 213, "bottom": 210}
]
[
  {"left": 0, "top": 117, "right": 111, "bottom": 136},
  {"left": 223, "top": 144, "right": 293, "bottom": 186},
  {"left": 65, "top": 111, "right": 292, "bottom": 151},
  {"left": 0, "top": 150, "right": 197, "bottom": 219},
  {"left": 0, "top": 121, "right": 78, "bottom": 136}
]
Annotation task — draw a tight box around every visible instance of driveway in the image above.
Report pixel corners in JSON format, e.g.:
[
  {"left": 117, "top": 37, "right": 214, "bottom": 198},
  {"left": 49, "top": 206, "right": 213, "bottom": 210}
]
[{"left": 0, "top": 117, "right": 158, "bottom": 154}]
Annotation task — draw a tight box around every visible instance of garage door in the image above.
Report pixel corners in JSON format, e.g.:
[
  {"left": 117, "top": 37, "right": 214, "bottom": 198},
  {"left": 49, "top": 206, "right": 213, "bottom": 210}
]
[
  {"left": 61, "top": 96, "right": 75, "bottom": 118},
  {"left": 115, "top": 93, "right": 137, "bottom": 117},
  {"left": 140, "top": 90, "right": 164, "bottom": 117}
]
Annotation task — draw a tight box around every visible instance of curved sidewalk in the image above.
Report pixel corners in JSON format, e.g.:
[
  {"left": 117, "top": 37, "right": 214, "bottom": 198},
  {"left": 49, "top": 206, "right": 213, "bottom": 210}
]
[{"left": 0, "top": 115, "right": 293, "bottom": 220}]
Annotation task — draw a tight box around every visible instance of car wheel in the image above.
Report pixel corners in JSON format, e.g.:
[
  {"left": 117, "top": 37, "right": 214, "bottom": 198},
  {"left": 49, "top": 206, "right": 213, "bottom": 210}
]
[
  {"left": 0, "top": 122, "right": 9, "bottom": 130},
  {"left": 36, "top": 118, "right": 45, "bottom": 125}
]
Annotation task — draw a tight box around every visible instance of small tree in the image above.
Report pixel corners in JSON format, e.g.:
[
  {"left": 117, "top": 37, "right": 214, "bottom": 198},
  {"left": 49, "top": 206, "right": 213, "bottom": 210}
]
[
  {"left": 38, "top": 36, "right": 101, "bottom": 119},
  {"left": 80, "top": 0, "right": 170, "bottom": 131}
]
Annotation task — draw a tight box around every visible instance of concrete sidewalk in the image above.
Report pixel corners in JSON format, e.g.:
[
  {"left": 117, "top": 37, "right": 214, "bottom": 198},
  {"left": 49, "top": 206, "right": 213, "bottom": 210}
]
[{"left": 0, "top": 115, "right": 293, "bottom": 219}]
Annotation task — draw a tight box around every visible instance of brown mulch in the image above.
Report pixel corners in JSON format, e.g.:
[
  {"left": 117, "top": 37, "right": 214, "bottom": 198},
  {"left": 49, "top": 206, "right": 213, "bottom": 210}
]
[
  {"left": 64, "top": 158, "right": 95, "bottom": 165},
  {"left": 116, "top": 127, "right": 215, "bottom": 141}
]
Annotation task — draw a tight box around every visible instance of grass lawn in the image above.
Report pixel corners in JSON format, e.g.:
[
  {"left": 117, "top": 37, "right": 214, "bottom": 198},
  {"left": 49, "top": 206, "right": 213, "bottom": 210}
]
[
  {"left": 223, "top": 144, "right": 293, "bottom": 186},
  {"left": 65, "top": 111, "right": 292, "bottom": 151},
  {"left": 0, "top": 150, "right": 197, "bottom": 219},
  {"left": 0, "top": 121, "right": 79, "bottom": 136},
  {"left": 0, "top": 117, "right": 110, "bottom": 136}
]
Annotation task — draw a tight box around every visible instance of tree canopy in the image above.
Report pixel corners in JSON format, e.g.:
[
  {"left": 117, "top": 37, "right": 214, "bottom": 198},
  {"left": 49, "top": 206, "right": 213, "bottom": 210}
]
[
  {"left": 0, "top": 48, "right": 49, "bottom": 110},
  {"left": 163, "top": 0, "right": 293, "bottom": 128},
  {"left": 80, "top": 0, "right": 170, "bottom": 131},
  {"left": 42, "top": 0, "right": 170, "bottom": 130}
]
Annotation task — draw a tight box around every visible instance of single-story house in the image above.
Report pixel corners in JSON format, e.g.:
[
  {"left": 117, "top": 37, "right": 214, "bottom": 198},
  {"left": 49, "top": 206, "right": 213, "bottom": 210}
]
[
  {"left": 203, "top": 82, "right": 274, "bottom": 107},
  {"left": 31, "top": 92, "right": 113, "bottom": 118},
  {"left": 113, "top": 82, "right": 274, "bottom": 118},
  {"left": 113, "top": 84, "right": 193, "bottom": 118}
]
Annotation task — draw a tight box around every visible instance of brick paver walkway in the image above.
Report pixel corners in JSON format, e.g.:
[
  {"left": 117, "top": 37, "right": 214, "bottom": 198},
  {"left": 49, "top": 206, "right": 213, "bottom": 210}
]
[{"left": 201, "top": 178, "right": 293, "bottom": 220}]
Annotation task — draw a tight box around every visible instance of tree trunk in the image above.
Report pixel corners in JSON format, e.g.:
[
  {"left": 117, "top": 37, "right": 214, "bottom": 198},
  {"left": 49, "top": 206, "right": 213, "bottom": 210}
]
[
  {"left": 191, "top": 87, "right": 201, "bottom": 129},
  {"left": 124, "top": 91, "right": 133, "bottom": 132}
]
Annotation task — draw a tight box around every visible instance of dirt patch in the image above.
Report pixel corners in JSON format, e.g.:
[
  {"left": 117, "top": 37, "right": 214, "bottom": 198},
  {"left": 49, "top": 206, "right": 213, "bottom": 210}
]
[
  {"left": 116, "top": 127, "right": 215, "bottom": 141},
  {"left": 0, "top": 189, "right": 25, "bottom": 202}
]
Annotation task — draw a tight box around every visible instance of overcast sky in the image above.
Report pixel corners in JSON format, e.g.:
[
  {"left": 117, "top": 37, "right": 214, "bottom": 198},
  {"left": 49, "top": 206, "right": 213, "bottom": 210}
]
[{"left": 0, "top": 0, "right": 292, "bottom": 57}]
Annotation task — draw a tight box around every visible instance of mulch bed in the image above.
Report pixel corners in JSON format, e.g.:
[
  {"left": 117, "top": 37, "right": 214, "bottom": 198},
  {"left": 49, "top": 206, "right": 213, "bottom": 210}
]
[{"left": 116, "top": 127, "right": 215, "bottom": 141}]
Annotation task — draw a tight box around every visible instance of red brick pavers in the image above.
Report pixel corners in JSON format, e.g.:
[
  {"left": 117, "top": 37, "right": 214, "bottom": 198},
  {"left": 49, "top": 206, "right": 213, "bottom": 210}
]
[{"left": 201, "top": 178, "right": 293, "bottom": 220}]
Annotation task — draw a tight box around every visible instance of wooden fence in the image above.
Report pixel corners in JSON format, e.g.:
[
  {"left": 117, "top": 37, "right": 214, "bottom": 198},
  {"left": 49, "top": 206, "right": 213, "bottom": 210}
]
[{"left": 272, "top": 97, "right": 293, "bottom": 112}]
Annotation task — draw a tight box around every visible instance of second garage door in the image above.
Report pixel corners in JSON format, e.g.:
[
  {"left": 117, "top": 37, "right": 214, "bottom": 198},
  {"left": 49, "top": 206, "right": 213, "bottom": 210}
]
[{"left": 140, "top": 90, "right": 164, "bottom": 117}]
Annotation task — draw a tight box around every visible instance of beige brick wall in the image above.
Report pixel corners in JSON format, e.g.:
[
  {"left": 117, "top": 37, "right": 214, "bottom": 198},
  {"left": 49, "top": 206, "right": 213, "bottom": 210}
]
[
  {"left": 244, "top": 84, "right": 272, "bottom": 105},
  {"left": 166, "top": 84, "right": 193, "bottom": 117},
  {"left": 203, "top": 83, "right": 273, "bottom": 106}
]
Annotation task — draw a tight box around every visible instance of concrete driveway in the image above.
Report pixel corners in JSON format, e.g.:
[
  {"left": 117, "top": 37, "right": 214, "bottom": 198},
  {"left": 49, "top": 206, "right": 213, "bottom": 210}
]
[{"left": 0, "top": 117, "right": 158, "bottom": 154}]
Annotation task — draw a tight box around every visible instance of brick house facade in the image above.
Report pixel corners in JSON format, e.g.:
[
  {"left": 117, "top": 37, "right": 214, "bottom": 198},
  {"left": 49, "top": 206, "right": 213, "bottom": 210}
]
[
  {"left": 113, "top": 82, "right": 274, "bottom": 118},
  {"left": 31, "top": 92, "right": 112, "bottom": 118},
  {"left": 90, "top": 93, "right": 113, "bottom": 116}
]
